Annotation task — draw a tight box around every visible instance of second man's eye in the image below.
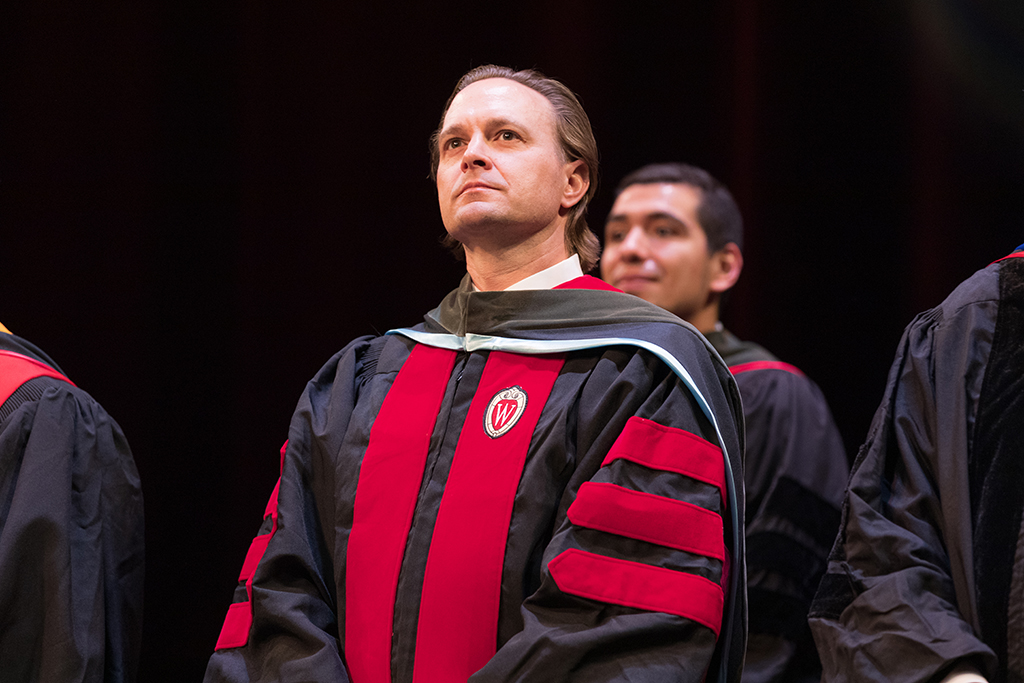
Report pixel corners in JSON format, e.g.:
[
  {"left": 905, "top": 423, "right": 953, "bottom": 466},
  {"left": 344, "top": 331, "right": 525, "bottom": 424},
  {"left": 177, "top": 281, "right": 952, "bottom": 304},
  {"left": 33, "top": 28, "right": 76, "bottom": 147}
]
[
  {"left": 500, "top": 131, "right": 518, "bottom": 141},
  {"left": 653, "top": 224, "right": 679, "bottom": 238}
]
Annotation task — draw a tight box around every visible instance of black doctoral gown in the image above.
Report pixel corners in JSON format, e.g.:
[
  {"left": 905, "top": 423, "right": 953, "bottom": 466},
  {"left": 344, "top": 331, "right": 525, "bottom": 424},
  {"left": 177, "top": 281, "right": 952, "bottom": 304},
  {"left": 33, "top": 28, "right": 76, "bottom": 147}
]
[
  {"left": 706, "top": 329, "right": 847, "bottom": 683},
  {"left": 205, "top": 276, "right": 747, "bottom": 683},
  {"left": 810, "top": 246, "right": 1024, "bottom": 682},
  {"left": 0, "top": 331, "right": 144, "bottom": 683}
]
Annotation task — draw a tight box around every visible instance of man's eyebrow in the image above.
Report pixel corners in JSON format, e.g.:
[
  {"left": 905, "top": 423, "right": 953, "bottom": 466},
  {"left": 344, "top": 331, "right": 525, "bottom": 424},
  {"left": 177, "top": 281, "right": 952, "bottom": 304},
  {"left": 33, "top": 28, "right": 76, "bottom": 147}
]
[
  {"left": 438, "top": 117, "right": 527, "bottom": 143},
  {"left": 438, "top": 123, "right": 467, "bottom": 141},
  {"left": 646, "top": 211, "right": 684, "bottom": 223},
  {"left": 442, "top": 122, "right": 468, "bottom": 138},
  {"left": 606, "top": 211, "right": 682, "bottom": 224}
]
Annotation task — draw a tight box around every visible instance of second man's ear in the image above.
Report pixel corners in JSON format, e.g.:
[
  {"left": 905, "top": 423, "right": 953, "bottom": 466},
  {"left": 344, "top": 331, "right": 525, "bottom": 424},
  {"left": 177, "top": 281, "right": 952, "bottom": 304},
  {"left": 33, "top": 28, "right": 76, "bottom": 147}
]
[{"left": 709, "top": 243, "right": 743, "bottom": 294}]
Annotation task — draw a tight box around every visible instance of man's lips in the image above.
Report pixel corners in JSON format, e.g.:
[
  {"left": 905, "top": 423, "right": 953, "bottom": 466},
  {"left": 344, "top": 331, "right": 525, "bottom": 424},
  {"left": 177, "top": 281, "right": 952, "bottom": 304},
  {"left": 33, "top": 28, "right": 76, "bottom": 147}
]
[
  {"left": 458, "top": 182, "right": 498, "bottom": 196},
  {"left": 613, "top": 275, "right": 658, "bottom": 290}
]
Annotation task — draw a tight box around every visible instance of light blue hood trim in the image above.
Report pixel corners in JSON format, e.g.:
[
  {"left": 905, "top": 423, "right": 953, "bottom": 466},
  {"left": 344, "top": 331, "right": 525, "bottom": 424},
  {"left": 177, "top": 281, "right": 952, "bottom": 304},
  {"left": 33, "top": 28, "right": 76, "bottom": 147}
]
[{"left": 387, "top": 327, "right": 736, "bottom": 514}]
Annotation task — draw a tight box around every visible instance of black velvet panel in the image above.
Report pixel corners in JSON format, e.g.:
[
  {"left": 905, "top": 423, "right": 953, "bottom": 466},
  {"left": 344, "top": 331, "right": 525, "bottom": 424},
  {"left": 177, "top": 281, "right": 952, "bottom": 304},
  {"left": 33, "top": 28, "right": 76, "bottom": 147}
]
[
  {"left": 971, "top": 257, "right": 1024, "bottom": 680},
  {"left": 807, "top": 571, "right": 857, "bottom": 621}
]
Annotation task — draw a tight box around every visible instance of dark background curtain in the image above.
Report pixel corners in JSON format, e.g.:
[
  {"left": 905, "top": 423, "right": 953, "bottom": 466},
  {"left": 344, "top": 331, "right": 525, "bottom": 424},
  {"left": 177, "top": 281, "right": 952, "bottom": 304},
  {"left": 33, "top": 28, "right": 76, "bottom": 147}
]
[{"left": 2, "top": 1, "right": 1021, "bottom": 679}]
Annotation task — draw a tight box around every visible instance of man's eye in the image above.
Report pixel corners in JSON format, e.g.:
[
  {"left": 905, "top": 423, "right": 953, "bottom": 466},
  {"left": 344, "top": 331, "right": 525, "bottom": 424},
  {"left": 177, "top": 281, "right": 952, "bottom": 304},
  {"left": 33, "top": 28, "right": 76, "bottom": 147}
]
[
  {"left": 606, "top": 230, "right": 624, "bottom": 243},
  {"left": 499, "top": 131, "right": 518, "bottom": 141},
  {"left": 445, "top": 139, "right": 463, "bottom": 150},
  {"left": 654, "top": 226, "right": 677, "bottom": 238}
]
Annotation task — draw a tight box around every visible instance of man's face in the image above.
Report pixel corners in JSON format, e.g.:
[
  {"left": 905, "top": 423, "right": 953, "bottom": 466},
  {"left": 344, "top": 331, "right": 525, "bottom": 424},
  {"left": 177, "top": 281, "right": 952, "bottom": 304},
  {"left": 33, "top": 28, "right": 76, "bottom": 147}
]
[
  {"left": 435, "top": 78, "right": 582, "bottom": 249},
  {"left": 601, "top": 182, "right": 719, "bottom": 323}
]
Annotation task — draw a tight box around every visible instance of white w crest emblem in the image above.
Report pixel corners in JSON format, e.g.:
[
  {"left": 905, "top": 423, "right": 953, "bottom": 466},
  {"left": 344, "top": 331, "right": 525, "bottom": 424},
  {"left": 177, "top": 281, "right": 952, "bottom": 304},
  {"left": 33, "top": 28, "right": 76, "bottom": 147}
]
[{"left": 484, "top": 386, "right": 528, "bottom": 438}]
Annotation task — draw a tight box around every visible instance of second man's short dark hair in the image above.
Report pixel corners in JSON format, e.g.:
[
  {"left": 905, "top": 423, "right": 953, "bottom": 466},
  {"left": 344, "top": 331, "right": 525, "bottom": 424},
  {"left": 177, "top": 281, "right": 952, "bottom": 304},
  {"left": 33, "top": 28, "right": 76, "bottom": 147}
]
[{"left": 616, "top": 163, "right": 743, "bottom": 253}]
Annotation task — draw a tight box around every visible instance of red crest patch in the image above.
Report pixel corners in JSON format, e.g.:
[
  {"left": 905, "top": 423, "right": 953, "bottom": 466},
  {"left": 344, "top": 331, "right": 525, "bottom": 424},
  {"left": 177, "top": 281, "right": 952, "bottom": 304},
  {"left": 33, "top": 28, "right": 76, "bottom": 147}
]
[{"left": 484, "top": 386, "right": 528, "bottom": 438}]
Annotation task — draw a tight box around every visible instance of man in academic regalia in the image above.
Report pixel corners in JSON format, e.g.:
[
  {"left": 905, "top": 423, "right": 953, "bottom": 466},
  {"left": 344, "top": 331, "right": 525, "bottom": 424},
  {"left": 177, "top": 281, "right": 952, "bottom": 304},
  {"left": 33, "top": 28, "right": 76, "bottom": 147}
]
[
  {"left": 0, "top": 322, "right": 144, "bottom": 682},
  {"left": 809, "top": 244, "right": 1024, "bottom": 683},
  {"left": 204, "top": 66, "right": 747, "bottom": 683},
  {"left": 601, "top": 162, "right": 848, "bottom": 683}
]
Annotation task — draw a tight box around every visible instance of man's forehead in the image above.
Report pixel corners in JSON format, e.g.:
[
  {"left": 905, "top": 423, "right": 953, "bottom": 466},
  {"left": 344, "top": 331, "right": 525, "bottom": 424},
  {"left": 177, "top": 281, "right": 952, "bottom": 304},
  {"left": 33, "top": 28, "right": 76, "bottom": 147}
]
[
  {"left": 612, "top": 182, "right": 702, "bottom": 217},
  {"left": 442, "top": 77, "right": 555, "bottom": 131},
  {"left": 606, "top": 183, "right": 709, "bottom": 238}
]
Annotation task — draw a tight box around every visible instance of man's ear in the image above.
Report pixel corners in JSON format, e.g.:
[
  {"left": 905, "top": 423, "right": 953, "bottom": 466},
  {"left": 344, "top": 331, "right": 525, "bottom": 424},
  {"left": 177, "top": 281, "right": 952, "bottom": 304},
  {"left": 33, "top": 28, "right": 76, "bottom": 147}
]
[
  {"left": 561, "top": 160, "right": 589, "bottom": 209},
  {"left": 709, "top": 243, "right": 743, "bottom": 293}
]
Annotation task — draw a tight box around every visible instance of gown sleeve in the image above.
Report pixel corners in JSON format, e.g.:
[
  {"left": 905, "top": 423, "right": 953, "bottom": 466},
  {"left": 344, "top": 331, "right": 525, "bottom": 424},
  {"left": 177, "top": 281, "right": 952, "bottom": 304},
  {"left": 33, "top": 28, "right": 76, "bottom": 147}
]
[
  {"left": 472, "top": 343, "right": 745, "bottom": 683},
  {"left": 0, "top": 377, "right": 144, "bottom": 682},
  {"left": 203, "top": 339, "right": 379, "bottom": 683},
  {"left": 808, "top": 307, "right": 999, "bottom": 683},
  {"left": 738, "top": 367, "right": 847, "bottom": 683}
]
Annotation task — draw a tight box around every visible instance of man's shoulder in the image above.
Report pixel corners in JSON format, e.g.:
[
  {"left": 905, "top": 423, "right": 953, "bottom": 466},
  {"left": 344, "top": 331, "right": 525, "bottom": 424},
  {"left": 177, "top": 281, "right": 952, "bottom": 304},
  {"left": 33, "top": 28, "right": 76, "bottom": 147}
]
[
  {"left": 0, "top": 334, "right": 133, "bottom": 457},
  {"left": 926, "top": 248, "right": 1024, "bottom": 330},
  {"left": 0, "top": 332, "right": 80, "bottom": 417},
  {"left": 938, "top": 258, "right": 1005, "bottom": 321},
  {"left": 0, "top": 331, "right": 66, "bottom": 375},
  {"left": 897, "top": 254, "right": 1009, "bottom": 361},
  {"left": 310, "top": 331, "right": 412, "bottom": 383},
  {"left": 705, "top": 329, "right": 780, "bottom": 368},
  {"left": 705, "top": 328, "right": 835, "bottom": 415}
]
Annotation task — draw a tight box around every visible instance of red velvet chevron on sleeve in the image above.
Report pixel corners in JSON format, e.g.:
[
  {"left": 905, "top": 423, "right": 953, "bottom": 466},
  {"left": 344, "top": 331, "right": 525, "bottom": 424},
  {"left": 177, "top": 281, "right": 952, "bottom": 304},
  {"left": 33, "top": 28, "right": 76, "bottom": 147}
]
[
  {"left": 600, "top": 416, "right": 726, "bottom": 507},
  {"left": 549, "top": 549, "right": 725, "bottom": 636},
  {"left": 553, "top": 416, "right": 728, "bottom": 633},
  {"left": 568, "top": 482, "right": 725, "bottom": 561},
  {"left": 214, "top": 441, "right": 287, "bottom": 650}
]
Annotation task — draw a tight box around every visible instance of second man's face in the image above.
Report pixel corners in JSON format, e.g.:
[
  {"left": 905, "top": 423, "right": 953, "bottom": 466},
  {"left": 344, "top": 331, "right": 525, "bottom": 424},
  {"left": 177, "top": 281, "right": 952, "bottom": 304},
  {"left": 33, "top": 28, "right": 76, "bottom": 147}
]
[
  {"left": 435, "top": 78, "right": 583, "bottom": 250},
  {"left": 601, "top": 182, "right": 718, "bottom": 324}
]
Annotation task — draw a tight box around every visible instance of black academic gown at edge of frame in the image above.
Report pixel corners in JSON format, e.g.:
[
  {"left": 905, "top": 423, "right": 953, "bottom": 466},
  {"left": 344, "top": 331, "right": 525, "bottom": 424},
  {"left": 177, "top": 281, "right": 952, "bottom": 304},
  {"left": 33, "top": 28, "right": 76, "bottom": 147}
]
[
  {"left": 0, "top": 331, "right": 145, "bottom": 683},
  {"left": 809, "top": 245, "right": 1024, "bottom": 683},
  {"left": 704, "top": 330, "right": 848, "bottom": 683},
  {"left": 204, "top": 274, "right": 747, "bottom": 683}
]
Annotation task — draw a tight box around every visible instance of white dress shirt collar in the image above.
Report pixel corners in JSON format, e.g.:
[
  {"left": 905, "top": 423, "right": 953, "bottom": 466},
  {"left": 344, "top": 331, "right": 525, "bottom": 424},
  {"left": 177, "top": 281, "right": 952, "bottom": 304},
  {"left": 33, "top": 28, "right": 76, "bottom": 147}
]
[{"left": 502, "top": 254, "right": 583, "bottom": 291}]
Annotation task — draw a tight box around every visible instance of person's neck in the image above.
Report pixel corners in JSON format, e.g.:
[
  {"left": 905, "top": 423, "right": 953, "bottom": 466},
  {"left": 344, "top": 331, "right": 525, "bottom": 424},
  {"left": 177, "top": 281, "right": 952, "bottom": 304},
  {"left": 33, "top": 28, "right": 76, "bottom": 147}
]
[
  {"left": 464, "top": 226, "right": 569, "bottom": 291},
  {"left": 683, "top": 305, "right": 721, "bottom": 335}
]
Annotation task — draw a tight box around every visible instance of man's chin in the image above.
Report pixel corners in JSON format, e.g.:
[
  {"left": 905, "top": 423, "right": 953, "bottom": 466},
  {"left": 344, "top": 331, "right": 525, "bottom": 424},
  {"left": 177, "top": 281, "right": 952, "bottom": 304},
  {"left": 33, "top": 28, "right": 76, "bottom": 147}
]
[
  {"left": 445, "top": 208, "right": 505, "bottom": 234},
  {"left": 446, "top": 217, "right": 534, "bottom": 251}
]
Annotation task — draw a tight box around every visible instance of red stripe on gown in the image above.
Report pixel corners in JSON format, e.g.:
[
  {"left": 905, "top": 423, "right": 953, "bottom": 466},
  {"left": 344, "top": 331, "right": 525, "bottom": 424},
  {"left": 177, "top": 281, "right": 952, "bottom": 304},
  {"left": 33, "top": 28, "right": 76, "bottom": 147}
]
[
  {"left": 0, "top": 350, "right": 74, "bottom": 402},
  {"left": 601, "top": 416, "right": 726, "bottom": 508},
  {"left": 216, "top": 441, "right": 287, "bottom": 649},
  {"left": 729, "top": 360, "right": 804, "bottom": 377},
  {"left": 346, "top": 344, "right": 458, "bottom": 683},
  {"left": 554, "top": 274, "right": 620, "bottom": 291},
  {"left": 993, "top": 251, "right": 1024, "bottom": 264},
  {"left": 413, "top": 351, "right": 564, "bottom": 683},
  {"left": 568, "top": 482, "right": 725, "bottom": 560},
  {"left": 549, "top": 548, "right": 725, "bottom": 636}
]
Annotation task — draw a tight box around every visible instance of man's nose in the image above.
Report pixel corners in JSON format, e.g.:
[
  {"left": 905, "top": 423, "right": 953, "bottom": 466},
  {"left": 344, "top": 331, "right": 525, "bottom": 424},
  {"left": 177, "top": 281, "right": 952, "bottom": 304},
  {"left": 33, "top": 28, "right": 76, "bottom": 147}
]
[
  {"left": 620, "top": 227, "right": 649, "bottom": 260},
  {"left": 461, "top": 135, "right": 492, "bottom": 171}
]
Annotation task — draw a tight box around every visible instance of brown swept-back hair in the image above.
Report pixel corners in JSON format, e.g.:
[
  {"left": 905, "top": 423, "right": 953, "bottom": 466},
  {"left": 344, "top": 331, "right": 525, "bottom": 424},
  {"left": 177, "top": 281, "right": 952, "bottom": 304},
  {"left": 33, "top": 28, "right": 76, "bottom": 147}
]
[{"left": 430, "top": 65, "right": 600, "bottom": 271}]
